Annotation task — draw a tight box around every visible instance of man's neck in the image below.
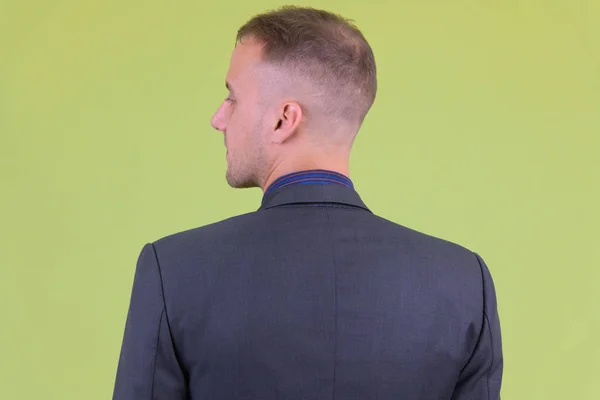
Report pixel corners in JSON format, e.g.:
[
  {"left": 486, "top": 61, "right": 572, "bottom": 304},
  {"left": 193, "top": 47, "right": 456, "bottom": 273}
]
[{"left": 261, "top": 160, "right": 350, "bottom": 194}]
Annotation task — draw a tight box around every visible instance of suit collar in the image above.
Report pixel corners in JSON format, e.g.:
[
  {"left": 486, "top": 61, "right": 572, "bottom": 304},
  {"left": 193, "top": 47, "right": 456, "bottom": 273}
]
[{"left": 258, "top": 183, "right": 372, "bottom": 213}]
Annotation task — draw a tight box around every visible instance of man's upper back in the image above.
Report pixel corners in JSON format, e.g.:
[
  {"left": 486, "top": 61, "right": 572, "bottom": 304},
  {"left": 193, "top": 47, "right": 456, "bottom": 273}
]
[{"left": 113, "top": 184, "right": 502, "bottom": 400}]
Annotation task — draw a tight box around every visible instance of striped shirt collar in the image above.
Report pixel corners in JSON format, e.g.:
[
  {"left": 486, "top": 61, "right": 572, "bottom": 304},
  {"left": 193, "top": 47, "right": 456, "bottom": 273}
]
[{"left": 263, "top": 169, "right": 354, "bottom": 198}]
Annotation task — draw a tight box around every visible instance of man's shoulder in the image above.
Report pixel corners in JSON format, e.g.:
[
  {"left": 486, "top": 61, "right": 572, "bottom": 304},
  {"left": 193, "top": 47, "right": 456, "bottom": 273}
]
[
  {"left": 365, "top": 213, "right": 485, "bottom": 280},
  {"left": 151, "top": 211, "right": 260, "bottom": 251},
  {"left": 369, "top": 212, "right": 476, "bottom": 255},
  {"left": 149, "top": 208, "right": 480, "bottom": 270}
]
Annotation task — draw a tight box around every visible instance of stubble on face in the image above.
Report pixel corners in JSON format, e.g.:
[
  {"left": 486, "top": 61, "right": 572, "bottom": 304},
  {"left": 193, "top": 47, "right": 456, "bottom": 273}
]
[
  {"left": 222, "top": 38, "right": 282, "bottom": 190},
  {"left": 225, "top": 109, "right": 269, "bottom": 189}
]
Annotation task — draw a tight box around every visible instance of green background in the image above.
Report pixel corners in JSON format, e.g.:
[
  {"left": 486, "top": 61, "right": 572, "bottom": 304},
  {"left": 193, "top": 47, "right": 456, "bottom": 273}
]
[{"left": 1, "top": 0, "right": 599, "bottom": 398}]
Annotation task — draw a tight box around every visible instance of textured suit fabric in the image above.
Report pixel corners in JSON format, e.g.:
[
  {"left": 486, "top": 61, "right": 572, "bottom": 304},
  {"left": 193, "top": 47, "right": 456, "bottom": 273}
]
[{"left": 113, "top": 183, "right": 503, "bottom": 399}]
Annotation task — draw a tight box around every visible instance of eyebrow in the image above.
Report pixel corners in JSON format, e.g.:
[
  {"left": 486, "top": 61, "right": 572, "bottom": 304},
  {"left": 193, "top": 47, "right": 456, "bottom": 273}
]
[{"left": 225, "top": 81, "right": 235, "bottom": 94}]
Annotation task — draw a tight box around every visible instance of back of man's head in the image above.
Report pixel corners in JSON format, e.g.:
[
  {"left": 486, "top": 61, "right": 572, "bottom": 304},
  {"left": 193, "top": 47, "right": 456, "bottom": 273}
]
[
  {"left": 210, "top": 6, "right": 377, "bottom": 190},
  {"left": 236, "top": 6, "right": 378, "bottom": 128}
]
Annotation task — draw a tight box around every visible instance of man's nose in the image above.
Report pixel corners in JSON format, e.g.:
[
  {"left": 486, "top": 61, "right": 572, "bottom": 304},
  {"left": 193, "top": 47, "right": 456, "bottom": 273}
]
[{"left": 210, "top": 105, "right": 226, "bottom": 132}]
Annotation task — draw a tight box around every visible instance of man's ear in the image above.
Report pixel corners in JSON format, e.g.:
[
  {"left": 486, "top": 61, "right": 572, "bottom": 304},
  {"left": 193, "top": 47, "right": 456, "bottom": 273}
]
[{"left": 272, "top": 101, "right": 303, "bottom": 144}]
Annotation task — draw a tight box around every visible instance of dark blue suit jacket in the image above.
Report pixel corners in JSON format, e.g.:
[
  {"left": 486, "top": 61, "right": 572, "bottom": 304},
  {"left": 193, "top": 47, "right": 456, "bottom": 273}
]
[{"left": 113, "top": 183, "right": 503, "bottom": 399}]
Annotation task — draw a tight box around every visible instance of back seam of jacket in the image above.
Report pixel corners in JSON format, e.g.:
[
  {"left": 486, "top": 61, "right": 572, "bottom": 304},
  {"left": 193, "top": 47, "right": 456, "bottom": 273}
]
[{"left": 324, "top": 207, "right": 338, "bottom": 400}]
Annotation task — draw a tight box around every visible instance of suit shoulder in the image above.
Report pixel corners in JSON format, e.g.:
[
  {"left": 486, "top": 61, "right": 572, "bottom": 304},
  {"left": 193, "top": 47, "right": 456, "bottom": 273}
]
[
  {"left": 375, "top": 213, "right": 473, "bottom": 249},
  {"left": 368, "top": 213, "right": 481, "bottom": 266},
  {"left": 150, "top": 211, "right": 260, "bottom": 251}
]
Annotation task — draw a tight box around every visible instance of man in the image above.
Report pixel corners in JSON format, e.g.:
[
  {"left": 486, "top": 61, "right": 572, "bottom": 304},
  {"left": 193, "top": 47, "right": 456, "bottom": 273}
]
[{"left": 113, "top": 5, "right": 503, "bottom": 400}]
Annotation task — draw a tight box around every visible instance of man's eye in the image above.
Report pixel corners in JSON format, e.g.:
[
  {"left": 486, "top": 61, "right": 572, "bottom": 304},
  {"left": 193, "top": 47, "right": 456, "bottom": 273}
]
[{"left": 225, "top": 97, "right": 235, "bottom": 103}]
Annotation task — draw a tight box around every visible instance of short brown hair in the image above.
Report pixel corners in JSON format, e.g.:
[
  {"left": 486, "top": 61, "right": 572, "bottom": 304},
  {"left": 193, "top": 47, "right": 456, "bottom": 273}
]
[{"left": 236, "top": 5, "right": 377, "bottom": 126}]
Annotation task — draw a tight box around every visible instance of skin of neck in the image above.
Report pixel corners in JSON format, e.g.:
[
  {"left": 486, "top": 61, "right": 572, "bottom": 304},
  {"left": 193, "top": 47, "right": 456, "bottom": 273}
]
[{"left": 260, "top": 143, "right": 352, "bottom": 193}]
